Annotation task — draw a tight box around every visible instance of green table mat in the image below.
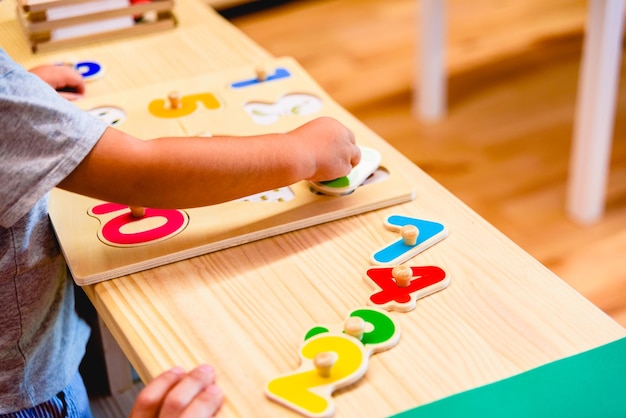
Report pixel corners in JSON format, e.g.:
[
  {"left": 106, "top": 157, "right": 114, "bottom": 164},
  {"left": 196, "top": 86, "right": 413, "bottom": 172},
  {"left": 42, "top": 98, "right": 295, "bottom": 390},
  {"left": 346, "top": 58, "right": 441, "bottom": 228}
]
[{"left": 392, "top": 336, "right": 626, "bottom": 418}]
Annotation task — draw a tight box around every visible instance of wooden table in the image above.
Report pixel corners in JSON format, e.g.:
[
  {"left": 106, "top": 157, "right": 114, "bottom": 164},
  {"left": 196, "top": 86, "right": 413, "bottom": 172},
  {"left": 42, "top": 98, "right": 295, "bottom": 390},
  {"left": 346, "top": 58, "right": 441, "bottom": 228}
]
[{"left": 2, "top": 1, "right": 625, "bottom": 417}]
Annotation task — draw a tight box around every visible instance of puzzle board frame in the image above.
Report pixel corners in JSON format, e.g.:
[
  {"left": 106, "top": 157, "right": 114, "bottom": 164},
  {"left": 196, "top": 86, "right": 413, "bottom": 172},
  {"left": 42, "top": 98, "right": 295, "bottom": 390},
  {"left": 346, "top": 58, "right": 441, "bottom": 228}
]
[
  {"left": 16, "top": 0, "right": 176, "bottom": 53},
  {"left": 49, "top": 56, "right": 416, "bottom": 285}
]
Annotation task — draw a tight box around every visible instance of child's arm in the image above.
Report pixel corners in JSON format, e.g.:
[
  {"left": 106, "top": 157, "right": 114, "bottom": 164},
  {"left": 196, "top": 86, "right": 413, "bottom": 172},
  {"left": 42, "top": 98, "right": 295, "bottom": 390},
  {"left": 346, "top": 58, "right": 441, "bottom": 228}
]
[{"left": 57, "top": 116, "right": 361, "bottom": 209}]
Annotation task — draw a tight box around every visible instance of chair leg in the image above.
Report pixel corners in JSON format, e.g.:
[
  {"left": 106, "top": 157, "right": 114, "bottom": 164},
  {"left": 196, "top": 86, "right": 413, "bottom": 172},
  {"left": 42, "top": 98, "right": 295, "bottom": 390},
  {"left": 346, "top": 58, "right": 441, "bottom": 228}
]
[
  {"left": 414, "top": 0, "right": 447, "bottom": 121},
  {"left": 566, "top": 0, "right": 625, "bottom": 224},
  {"left": 98, "top": 316, "right": 135, "bottom": 395}
]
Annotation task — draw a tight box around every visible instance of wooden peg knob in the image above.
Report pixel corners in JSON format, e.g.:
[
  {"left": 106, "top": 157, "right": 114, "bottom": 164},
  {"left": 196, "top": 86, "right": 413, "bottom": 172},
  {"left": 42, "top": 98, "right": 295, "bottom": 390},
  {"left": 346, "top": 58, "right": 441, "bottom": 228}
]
[
  {"left": 392, "top": 265, "right": 412, "bottom": 287},
  {"left": 313, "top": 352, "right": 337, "bottom": 378},
  {"left": 130, "top": 206, "right": 146, "bottom": 218},
  {"left": 168, "top": 91, "right": 181, "bottom": 109},
  {"left": 255, "top": 65, "right": 267, "bottom": 82},
  {"left": 344, "top": 316, "right": 365, "bottom": 341},
  {"left": 401, "top": 225, "right": 419, "bottom": 246},
  {"left": 142, "top": 10, "right": 158, "bottom": 23}
]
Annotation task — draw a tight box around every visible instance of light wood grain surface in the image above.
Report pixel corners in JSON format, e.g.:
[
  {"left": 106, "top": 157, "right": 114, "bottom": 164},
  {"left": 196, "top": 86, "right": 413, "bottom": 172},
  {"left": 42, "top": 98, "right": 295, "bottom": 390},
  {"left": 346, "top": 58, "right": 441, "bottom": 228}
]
[{"left": 2, "top": 1, "right": 625, "bottom": 417}]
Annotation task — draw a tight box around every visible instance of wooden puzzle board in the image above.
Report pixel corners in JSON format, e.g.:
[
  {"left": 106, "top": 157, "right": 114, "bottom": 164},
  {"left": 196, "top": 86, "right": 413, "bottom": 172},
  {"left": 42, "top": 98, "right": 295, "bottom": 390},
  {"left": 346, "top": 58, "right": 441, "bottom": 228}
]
[{"left": 49, "top": 56, "right": 416, "bottom": 286}]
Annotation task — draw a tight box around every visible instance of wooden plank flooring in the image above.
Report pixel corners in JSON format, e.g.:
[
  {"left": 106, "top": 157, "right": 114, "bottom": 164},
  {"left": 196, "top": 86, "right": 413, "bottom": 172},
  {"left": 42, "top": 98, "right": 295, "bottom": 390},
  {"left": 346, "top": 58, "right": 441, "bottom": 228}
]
[{"left": 90, "top": 0, "right": 626, "bottom": 415}]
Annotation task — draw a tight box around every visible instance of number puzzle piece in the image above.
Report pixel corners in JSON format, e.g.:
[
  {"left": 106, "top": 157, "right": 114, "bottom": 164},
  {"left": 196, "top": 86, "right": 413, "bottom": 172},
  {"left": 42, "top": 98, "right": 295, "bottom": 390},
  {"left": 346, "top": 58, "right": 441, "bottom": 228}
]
[
  {"left": 266, "top": 307, "right": 400, "bottom": 418},
  {"left": 88, "top": 202, "right": 188, "bottom": 247},
  {"left": 364, "top": 266, "right": 450, "bottom": 312},
  {"left": 148, "top": 92, "right": 221, "bottom": 118},
  {"left": 309, "top": 146, "right": 382, "bottom": 196},
  {"left": 55, "top": 60, "right": 105, "bottom": 80},
  {"left": 230, "top": 67, "right": 291, "bottom": 88},
  {"left": 75, "top": 60, "right": 105, "bottom": 80},
  {"left": 371, "top": 215, "right": 448, "bottom": 265}
]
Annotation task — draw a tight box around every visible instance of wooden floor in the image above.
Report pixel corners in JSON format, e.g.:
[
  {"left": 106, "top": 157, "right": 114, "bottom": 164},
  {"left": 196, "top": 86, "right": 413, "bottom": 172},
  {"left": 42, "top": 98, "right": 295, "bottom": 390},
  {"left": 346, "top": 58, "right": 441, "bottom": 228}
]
[{"left": 91, "top": 0, "right": 626, "bottom": 415}]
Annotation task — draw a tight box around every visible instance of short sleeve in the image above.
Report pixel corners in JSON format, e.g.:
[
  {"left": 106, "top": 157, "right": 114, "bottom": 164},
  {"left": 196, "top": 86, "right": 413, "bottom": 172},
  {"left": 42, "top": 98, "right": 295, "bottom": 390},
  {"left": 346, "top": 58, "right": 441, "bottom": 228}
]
[{"left": 0, "top": 49, "right": 108, "bottom": 227}]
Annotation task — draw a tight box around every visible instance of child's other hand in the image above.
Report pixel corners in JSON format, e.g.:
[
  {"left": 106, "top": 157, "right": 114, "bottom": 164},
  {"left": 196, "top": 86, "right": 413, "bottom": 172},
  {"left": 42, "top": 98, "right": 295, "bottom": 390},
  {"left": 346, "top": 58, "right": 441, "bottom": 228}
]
[
  {"left": 29, "top": 64, "right": 85, "bottom": 100},
  {"left": 130, "top": 365, "right": 224, "bottom": 418},
  {"left": 290, "top": 116, "right": 361, "bottom": 182}
]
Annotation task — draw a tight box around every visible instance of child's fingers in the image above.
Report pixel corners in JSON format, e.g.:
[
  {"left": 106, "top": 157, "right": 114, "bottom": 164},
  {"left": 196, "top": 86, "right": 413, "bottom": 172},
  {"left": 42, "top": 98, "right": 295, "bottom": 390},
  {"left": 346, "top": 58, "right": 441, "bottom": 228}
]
[
  {"left": 351, "top": 143, "right": 362, "bottom": 167},
  {"left": 29, "top": 64, "right": 86, "bottom": 96},
  {"left": 130, "top": 366, "right": 186, "bottom": 418},
  {"left": 158, "top": 365, "right": 219, "bottom": 418},
  {"left": 178, "top": 384, "right": 224, "bottom": 418},
  {"left": 56, "top": 91, "right": 84, "bottom": 101}
]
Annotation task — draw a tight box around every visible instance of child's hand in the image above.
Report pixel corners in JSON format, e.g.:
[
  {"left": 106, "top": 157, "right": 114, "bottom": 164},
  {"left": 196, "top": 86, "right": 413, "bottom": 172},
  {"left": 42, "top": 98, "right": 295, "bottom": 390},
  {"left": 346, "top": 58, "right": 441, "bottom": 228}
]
[
  {"left": 290, "top": 117, "right": 361, "bottom": 182},
  {"left": 130, "top": 365, "right": 224, "bottom": 418},
  {"left": 29, "top": 64, "right": 85, "bottom": 100}
]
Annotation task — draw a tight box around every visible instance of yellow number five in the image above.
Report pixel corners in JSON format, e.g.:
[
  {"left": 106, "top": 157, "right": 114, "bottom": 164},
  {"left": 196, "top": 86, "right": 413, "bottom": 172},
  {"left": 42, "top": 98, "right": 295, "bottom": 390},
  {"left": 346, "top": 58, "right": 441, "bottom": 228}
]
[{"left": 148, "top": 93, "right": 221, "bottom": 118}]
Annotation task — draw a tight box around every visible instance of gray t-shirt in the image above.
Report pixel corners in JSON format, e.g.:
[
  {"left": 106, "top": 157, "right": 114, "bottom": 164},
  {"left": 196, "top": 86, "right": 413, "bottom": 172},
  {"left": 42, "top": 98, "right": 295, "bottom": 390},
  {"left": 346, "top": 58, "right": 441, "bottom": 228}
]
[{"left": 0, "top": 49, "right": 108, "bottom": 413}]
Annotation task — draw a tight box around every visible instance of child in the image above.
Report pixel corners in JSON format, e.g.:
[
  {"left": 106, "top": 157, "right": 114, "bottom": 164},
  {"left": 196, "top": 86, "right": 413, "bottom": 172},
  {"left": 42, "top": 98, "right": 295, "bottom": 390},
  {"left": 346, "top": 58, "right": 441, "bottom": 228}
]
[{"left": 0, "top": 47, "right": 360, "bottom": 417}]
